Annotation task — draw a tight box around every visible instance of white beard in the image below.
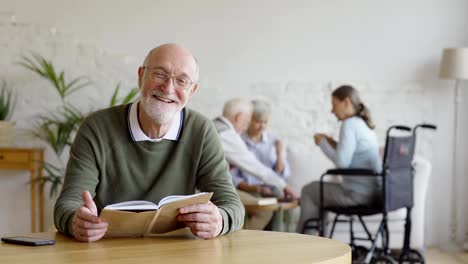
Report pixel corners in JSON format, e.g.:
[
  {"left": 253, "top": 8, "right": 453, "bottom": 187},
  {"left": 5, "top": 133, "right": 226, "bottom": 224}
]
[{"left": 140, "top": 95, "right": 179, "bottom": 125}]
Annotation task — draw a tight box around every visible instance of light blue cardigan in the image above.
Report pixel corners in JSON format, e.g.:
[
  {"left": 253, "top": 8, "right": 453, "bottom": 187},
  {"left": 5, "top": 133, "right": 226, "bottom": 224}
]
[{"left": 319, "top": 116, "right": 381, "bottom": 195}]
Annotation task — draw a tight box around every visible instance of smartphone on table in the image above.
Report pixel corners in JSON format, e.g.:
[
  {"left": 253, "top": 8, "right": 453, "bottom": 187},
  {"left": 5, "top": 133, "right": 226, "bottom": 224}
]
[{"left": 1, "top": 236, "right": 56, "bottom": 246}]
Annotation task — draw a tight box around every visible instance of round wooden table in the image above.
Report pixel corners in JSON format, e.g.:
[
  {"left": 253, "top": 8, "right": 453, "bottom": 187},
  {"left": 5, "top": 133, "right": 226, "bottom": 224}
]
[
  {"left": 0, "top": 230, "right": 351, "bottom": 263},
  {"left": 244, "top": 201, "right": 299, "bottom": 231}
]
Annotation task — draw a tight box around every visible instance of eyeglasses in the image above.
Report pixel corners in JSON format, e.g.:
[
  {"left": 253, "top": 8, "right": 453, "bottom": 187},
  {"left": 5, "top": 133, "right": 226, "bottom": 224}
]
[{"left": 142, "top": 66, "right": 195, "bottom": 91}]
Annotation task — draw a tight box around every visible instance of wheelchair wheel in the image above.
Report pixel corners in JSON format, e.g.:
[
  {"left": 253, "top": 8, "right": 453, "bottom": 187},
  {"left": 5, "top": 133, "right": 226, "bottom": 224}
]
[
  {"left": 370, "top": 255, "right": 397, "bottom": 264},
  {"left": 398, "top": 249, "right": 425, "bottom": 264},
  {"left": 352, "top": 245, "right": 369, "bottom": 262}
]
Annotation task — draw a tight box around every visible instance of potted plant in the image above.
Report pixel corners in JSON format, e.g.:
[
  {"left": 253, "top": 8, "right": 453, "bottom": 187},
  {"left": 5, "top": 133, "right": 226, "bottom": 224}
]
[
  {"left": 19, "top": 52, "right": 139, "bottom": 197},
  {"left": 0, "top": 80, "right": 16, "bottom": 146}
]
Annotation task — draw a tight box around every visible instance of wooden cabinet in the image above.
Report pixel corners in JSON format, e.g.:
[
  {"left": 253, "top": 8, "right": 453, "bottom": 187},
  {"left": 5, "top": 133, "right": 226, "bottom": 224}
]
[{"left": 0, "top": 148, "right": 44, "bottom": 232}]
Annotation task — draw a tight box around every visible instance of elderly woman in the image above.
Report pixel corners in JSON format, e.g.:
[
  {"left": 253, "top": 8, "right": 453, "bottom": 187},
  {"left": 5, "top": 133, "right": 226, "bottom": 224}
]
[{"left": 231, "top": 100, "right": 291, "bottom": 229}]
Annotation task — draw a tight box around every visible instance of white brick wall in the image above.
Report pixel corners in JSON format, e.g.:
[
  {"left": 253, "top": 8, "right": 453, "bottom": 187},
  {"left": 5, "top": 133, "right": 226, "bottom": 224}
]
[
  {"left": 0, "top": 22, "right": 142, "bottom": 237},
  {"left": 0, "top": 0, "right": 466, "bottom": 247}
]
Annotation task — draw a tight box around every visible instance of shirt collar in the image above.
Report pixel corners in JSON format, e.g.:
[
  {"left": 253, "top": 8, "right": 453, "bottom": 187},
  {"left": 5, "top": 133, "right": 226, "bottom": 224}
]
[
  {"left": 127, "top": 100, "right": 183, "bottom": 142},
  {"left": 242, "top": 131, "right": 269, "bottom": 146},
  {"left": 218, "top": 116, "right": 236, "bottom": 131}
]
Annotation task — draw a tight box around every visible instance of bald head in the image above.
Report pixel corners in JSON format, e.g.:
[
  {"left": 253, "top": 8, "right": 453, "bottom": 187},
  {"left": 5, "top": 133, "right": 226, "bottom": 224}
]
[
  {"left": 137, "top": 43, "right": 200, "bottom": 131},
  {"left": 143, "top": 43, "right": 199, "bottom": 81}
]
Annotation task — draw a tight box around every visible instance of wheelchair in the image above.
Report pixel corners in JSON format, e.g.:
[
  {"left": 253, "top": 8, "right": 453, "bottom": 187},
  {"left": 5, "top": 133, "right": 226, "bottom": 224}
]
[{"left": 302, "top": 123, "right": 436, "bottom": 264}]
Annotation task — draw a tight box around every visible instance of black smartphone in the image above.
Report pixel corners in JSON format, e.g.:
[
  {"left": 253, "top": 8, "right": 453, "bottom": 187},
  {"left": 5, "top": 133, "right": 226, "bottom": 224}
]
[{"left": 1, "top": 236, "right": 56, "bottom": 246}]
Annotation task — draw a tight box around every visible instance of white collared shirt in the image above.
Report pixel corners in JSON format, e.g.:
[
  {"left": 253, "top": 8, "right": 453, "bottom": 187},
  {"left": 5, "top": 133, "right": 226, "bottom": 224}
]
[{"left": 128, "top": 101, "right": 183, "bottom": 142}]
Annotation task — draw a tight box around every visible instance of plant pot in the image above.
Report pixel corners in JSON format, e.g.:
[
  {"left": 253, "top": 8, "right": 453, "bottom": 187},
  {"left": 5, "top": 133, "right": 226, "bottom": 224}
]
[{"left": 0, "top": 121, "right": 15, "bottom": 147}]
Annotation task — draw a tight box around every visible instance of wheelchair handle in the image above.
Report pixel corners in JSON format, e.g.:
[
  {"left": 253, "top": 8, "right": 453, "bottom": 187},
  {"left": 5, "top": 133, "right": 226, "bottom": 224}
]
[
  {"left": 415, "top": 123, "right": 437, "bottom": 130},
  {"left": 392, "top": 125, "right": 411, "bottom": 132}
]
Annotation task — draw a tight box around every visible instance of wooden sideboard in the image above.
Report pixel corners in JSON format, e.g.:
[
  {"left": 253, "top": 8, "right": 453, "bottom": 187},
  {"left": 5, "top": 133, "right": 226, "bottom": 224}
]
[{"left": 0, "top": 148, "right": 44, "bottom": 232}]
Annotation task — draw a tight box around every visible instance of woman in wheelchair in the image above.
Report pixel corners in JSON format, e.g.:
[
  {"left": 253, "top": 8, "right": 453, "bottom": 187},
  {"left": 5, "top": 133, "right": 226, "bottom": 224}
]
[{"left": 297, "top": 85, "right": 381, "bottom": 233}]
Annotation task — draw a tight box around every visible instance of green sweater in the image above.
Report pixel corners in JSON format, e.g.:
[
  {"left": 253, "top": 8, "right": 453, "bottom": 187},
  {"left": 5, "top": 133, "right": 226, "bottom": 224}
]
[{"left": 54, "top": 104, "right": 244, "bottom": 236}]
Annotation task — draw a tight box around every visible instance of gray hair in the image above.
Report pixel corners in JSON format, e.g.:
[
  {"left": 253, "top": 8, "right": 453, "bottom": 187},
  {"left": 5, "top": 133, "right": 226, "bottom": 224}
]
[
  {"left": 251, "top": 100, "right": 271, "bottom": 119},
  {"left": 222, "top": 98, "right": 253, "bottom": 118}
]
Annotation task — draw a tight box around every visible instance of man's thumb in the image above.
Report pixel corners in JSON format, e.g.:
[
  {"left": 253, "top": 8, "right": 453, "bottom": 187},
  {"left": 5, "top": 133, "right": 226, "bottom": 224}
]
[{"left": 82, "top": 191, "right": 98, "bottom": 215}]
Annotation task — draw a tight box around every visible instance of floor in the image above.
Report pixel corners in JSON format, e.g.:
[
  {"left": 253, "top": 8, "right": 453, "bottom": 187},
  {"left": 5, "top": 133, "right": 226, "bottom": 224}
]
[
  {"left": 425, "top": 248, "right": 468, "bottom": 264},
  {"left": 363, "top": 248, "right": 467, "bottom": 263}
]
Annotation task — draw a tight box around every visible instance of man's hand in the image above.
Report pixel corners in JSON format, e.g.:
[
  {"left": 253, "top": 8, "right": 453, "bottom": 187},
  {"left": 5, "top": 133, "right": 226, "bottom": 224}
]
[
  {"left": 258, "top": 186, "right": 273, "bottom": 196},
  {"left": 283, "top": 185, "right": 299, "bottom": 200},
  {"left": 177, "top": 201, "right": 223, "bottom": 239},
  {"left": 71, "top": 191, "right": 108, "bottom": 242}
]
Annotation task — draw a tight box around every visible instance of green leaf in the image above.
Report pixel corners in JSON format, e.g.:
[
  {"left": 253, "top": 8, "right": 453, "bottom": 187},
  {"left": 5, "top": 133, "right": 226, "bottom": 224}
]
[
  {"left": 109, "top": 83, "right": 121, "bottom": 107},
  {"left": 31, "top": 161, "right": 64, "bottom": 198},
  {"left": 65, "top": 79, "right": 92, "bottom": 97},
  {"left": 18, "top": 52, "right": 91, "bottom": 100},
  {"left": 121, "top": 88, "right": 139, "bottom": 105},
  {"left": 0, "top": 80, "right": 16, "bottom": 121},
  {"left": 32, "top": 105, "right": 85, "bottom": 156},
  {"left": 109, "top": 84, "right": 139, "bottom": 107}
]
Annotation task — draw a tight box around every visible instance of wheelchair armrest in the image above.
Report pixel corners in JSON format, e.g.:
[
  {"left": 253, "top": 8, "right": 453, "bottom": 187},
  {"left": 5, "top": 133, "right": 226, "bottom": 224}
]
[
  {"left": 324, "top": 168, "right": 379, "bottom": 176},
  {"left": 320, "top": 169, "right": 381, "bottom": 182}
]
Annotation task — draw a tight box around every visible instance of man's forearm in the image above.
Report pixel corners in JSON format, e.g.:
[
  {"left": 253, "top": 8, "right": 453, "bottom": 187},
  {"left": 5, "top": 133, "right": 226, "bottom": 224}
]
[
  {"left": 54, "top": 203, "right": 77, "bottom": 236},
  {"left": 238, "top": 182, "right": 260, "bottom": 193}
]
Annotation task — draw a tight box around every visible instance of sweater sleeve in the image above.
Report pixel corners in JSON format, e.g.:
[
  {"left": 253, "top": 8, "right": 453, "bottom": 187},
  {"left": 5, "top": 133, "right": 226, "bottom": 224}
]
[
  {"left": 53, "top": 119, "right": 100, "bottom": 236},
  {"left": 319, "top": 119, "right": 357, "bottom": 168},
  {"left": 196, "top": 121, "right": 245, "bottom": 235}
]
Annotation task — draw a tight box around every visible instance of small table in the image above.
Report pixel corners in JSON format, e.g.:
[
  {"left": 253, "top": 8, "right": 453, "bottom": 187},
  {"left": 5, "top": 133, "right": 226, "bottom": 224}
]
[
  {"left": 0, "top": 230, "right": 351, "bottom": 263},
  {"left": 0, "top": 148, "right": 44, "bottom": 232},
  {"left": 244, "top": 201, "right": 299, "bottom": 232}
]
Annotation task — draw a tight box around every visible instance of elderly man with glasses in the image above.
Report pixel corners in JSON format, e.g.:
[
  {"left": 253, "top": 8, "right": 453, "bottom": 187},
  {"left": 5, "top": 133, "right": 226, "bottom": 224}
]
[{"left": 54, "top": 43, "right": 244, "bottom": 242}]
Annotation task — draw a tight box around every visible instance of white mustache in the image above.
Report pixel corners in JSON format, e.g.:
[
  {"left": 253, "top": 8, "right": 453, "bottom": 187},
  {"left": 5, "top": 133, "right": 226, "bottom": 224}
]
[{"left": 150, "top": 91, "right": 179, "bottom": 103}]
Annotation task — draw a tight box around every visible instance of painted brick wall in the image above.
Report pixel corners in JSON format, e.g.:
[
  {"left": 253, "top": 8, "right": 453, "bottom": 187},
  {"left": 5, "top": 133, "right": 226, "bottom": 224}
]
[{"left": 0, "top": 21, "right": 435, "bottom": 236}]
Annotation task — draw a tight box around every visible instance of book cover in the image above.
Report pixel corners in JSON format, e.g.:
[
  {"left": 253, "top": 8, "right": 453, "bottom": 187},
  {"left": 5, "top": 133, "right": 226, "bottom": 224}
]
[{"left": 100, "top": 192, "right": 213, "bottom": 237}]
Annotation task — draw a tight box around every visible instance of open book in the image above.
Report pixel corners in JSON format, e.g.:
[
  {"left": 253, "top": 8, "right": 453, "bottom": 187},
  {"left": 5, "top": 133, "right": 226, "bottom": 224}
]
[{"left": 100, "top": 192, "right": 213, "bottom": 237}]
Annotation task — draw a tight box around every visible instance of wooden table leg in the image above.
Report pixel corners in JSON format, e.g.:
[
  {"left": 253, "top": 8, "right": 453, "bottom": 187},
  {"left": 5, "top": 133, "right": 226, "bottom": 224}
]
[
  {"left": 38, "top": 151, "right": 44, "bottom": 232},
  {"left": 30, "top": 168, "right": 36, "bottom": 233},
  {"left": 30, "top": 150, "right": 45, "bottom": 232}
]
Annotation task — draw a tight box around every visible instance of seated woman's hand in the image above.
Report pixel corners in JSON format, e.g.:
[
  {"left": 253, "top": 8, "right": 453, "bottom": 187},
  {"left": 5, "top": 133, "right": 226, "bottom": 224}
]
[
  {"left": 256, "top": 186, "right": 273, "bottom": 196},
  {"left": 313, "top": 133, "right": 326, "bottom": 145},
  {"left": 275, "top": 159, "right": 285, "bottom": 174}
]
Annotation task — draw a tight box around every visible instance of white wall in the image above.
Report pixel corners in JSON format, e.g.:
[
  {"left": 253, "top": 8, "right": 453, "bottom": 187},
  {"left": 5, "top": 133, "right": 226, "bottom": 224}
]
[{"left": 0, "top": 0, "right": 467, "bottom": 247}]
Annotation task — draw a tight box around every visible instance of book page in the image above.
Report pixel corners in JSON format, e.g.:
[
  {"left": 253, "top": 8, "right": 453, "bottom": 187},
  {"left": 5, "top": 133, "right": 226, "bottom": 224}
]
[
  {"left": 158, "top": 192, "right": 212, "bottom": 208},
  {"left": 104, "top": 200, "right": 158, "bottom": 211},
  {"left": 148, "top": 192, "right": 213, "bottom": 234}
]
